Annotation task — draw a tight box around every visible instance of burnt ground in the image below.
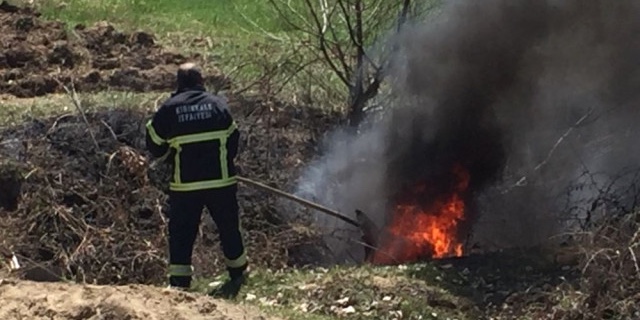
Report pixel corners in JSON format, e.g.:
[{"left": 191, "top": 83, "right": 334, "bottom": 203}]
[
  {"left": 424, "top": 247, "right": 582, "bottom": 319},
  {"left": 0, "top": 81, "right": 352, "bottom": 280},
  {"left": 0, "top": 99, "right": 342, "bottom": 284}
]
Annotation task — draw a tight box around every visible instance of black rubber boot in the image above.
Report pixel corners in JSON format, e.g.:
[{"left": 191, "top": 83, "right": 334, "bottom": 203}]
[
  {"left": 209, "top": 263, "right": 248, "bottom": 299},
  {"left": 228, "top": 262, "right": 248, "bottom": 280},
  {"left": 169, "top": 275, "right": 191, "bottom": 289}
]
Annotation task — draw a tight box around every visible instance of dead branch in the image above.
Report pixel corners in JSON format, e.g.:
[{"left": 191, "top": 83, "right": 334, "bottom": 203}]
[
  {"left": 55, "top": 79, "right": 100, "bottom": 150},
  {"left": 508, "top": 107, "right": 597, "bottom": 191},
  {"left": 234, "top": 4, "right": 288, "bottom": 42},
  {"left": 100, "top": 120, "right": 119, "bottom": 141},
  {"left": 267, "top": 0, "right": 413, "bottom": 126},
  {"left": 323, "top": 231, "right": 401, "bottom": 265}
]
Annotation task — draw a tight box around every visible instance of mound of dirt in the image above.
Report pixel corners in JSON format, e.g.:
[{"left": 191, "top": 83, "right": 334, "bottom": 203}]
[
  {"left": 0, "top": 279, "right": 281, "bottom": 320},
  {"left": 0, "top": 1, "right": 230, "bottom": 98},
  {"left": 0, "top": 93, "right": 342, "bottom": 285}
]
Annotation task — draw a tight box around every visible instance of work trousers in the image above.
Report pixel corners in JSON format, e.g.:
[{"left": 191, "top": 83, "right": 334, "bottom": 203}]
[{"left": 167, "top": 184, "right": 247, "bottom": 288}]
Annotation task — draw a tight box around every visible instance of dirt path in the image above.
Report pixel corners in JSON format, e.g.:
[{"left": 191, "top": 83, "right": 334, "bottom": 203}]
[{"left": 0, "top": 279, "right": 282, "bottom": 320}]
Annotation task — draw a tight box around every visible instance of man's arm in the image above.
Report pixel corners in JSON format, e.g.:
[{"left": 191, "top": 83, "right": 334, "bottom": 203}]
[
  {"left": 145, "top": 106, "right": 170, "bottom": 158},
  {"left": 227, "top": 119, "right": 241, "bottom": 176},
  {"left": 228, "top": 120, "right": 239, "bottom": 159},
  {"left": 214, "top": 96, "right": 239, "bottom": 159},
  {"left": 220, "top": 101, "right": 241, "bottom": 174}
]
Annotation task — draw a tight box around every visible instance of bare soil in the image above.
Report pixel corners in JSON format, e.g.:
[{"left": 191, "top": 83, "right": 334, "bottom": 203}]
[
  {"left": 0, "top": 1, "right": 230, "bottom": 98},
  {"left": 0, "top": 278, "right": 281, "bottom": 320}
]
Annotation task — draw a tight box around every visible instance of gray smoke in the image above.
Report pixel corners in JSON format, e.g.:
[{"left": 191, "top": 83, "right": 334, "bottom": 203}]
[{"left": 291, "top": 0, "right": 640, "bottom": 264}]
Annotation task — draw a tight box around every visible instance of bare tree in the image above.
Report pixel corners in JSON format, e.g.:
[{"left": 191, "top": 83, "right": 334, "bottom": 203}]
[{"left": 267, "top": 0, "right": 415, "bottom": 127}]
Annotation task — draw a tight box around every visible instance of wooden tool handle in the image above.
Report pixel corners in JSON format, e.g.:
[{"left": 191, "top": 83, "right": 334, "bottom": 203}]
[{"left": 235, "top": 176, "right": 361, "bottom": 227}]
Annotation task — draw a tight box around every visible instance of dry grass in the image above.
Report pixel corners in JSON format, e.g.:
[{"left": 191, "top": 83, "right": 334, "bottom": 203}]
[{"left": 569, "top": 212, "right": 640, "bottom": 318}]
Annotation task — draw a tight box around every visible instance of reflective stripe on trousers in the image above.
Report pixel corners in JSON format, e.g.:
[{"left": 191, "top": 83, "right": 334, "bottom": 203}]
[
  {"left": 168, "top": 264, "right": 193, "bottom": 277},
  {"left": 225, "top": 230, "right": 247, "bottom": 269}
]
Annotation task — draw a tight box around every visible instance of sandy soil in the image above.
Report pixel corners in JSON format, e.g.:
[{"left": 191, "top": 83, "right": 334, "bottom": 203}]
[{"left": 0, "top": 278, "right": 283, "bottom": 320}]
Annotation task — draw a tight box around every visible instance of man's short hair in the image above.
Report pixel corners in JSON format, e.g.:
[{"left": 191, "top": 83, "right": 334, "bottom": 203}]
[{"left": 177, "top": 62, "right": 204, "bottom": 89}]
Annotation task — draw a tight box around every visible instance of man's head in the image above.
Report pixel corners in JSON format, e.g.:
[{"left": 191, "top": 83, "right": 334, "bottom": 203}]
[{"left": 176, "top": 62, "right": 204, "bottom": 90}]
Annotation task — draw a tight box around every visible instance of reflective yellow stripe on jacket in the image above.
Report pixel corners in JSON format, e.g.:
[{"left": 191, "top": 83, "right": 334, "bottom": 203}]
[
  {"left": 146, "top": 119, "right": 166, "bottom": 145},
  {"left": 168, "top": 122, "right": 237, "bottom": 191}
]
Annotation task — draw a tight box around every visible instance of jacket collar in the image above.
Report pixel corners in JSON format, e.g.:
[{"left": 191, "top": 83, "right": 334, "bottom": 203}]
[{"left": 171, "top": 84, "right": 206, "bottom": 97}]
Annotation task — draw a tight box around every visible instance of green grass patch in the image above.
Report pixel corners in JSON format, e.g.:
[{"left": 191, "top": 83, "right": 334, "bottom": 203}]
[
  {"left": 35, "top": 0, "right": 285, "bottom": 37},
  {"left": 0, "top": 91, "right": 162, "bottom": 128},
  {"left": 192, "top": 264, "right": 478, "bottom": 320}
]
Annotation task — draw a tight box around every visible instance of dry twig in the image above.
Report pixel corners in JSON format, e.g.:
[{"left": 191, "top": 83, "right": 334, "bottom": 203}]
[{"left": 55, "top": 79, "right": 100, "bottom": 150}]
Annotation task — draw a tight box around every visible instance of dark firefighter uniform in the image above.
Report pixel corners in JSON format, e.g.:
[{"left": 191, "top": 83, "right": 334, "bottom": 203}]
[{"left": 145, "top": 64, "right": 247, "bottom": 289}]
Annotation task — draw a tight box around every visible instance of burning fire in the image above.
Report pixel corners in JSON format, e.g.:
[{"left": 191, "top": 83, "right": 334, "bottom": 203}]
[{"left": 370, "top": 165, "right": 470, "bottom": 264}]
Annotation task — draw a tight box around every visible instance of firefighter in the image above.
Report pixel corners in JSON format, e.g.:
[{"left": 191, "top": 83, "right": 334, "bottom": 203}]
[{"left": 145, "top": 62, "right": 248, "bottom": 294}]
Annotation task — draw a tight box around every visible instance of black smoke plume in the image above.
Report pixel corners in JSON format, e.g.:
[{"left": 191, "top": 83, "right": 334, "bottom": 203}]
[{"left": 291, "top": 0, "right": 640, "bottom": 264}]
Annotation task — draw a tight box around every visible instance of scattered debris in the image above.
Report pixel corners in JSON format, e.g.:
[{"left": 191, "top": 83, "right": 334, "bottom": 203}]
[
  {"left": 0, "top": 245, "right": 21, "bottom": 271},
  {"left": 0, "top": 99, "right": 340, "bottom": 285}
]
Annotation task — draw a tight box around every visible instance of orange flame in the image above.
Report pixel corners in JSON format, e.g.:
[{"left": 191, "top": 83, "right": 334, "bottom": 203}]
[{"left": 371, "top": 165, "right": 469, "bottom": 264}]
